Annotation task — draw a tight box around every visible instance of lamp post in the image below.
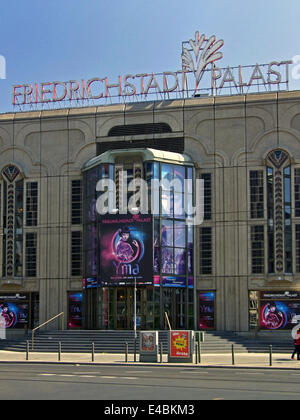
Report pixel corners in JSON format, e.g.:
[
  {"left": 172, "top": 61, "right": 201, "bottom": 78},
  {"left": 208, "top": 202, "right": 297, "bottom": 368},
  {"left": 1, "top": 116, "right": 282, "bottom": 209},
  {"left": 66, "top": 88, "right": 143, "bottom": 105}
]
[{"left": 134, "top": 276, "right": 137, "bottom": 362}]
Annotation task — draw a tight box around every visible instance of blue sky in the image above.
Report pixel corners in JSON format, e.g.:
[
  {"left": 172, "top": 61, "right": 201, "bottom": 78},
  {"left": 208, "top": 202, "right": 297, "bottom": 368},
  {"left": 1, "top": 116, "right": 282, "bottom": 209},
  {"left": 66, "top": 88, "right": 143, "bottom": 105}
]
[{"left": 1, "top": 0, "right": 300, "bottom": 113}]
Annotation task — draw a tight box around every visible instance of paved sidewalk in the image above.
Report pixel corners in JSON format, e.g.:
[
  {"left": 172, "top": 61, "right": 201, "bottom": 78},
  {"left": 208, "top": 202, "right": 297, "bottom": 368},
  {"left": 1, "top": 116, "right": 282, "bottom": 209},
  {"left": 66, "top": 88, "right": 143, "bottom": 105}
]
[{"left": 0, "top": 350, "right": 299, "bottom": 369}]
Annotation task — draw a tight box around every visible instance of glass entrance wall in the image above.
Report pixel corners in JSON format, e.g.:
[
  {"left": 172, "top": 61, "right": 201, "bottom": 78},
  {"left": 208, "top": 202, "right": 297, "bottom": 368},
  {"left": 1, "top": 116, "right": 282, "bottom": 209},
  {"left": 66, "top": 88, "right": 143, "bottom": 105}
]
[
  {"left": 82, "top": 149, "right": 195, "bottom": 330},
  {"left": 148, "top": 161, "right": 195, "bottom": 329}
]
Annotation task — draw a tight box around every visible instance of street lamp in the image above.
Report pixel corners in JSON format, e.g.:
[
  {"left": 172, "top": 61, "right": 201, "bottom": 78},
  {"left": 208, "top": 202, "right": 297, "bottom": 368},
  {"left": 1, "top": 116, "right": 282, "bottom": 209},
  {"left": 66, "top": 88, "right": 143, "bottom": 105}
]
[{"left": 134, "top": 276, "right": 137, "bottom": 362}]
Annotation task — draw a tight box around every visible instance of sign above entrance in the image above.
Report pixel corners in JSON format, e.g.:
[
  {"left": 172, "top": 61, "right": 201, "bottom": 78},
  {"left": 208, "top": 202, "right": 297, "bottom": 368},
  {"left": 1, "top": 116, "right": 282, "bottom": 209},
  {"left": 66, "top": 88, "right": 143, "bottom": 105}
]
[{"left": 12, "top": 31, "right": 293, "bottom": 109}]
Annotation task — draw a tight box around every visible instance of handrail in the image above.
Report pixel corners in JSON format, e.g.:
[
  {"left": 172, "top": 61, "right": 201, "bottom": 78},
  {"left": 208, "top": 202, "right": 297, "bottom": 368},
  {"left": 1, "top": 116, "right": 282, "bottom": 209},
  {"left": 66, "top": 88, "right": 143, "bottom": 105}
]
[
  {"left": 31, "top": 312, "right": 64, "bottom": 350},
  {"left": 164, "top": 312, "right": 172, "bottom": 331}
]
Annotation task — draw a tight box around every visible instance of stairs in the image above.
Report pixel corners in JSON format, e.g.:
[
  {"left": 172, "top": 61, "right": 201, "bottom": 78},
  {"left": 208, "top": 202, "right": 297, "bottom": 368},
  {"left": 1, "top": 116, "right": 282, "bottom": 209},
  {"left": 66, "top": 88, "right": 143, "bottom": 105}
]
[{"left": 0, "top": 330, "right": 294, "bottom": 354}]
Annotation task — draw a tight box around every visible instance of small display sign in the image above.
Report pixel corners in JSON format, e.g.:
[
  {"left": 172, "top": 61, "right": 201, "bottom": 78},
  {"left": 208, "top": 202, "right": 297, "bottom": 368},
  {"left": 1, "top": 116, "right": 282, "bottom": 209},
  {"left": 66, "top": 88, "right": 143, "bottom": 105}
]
[
  {"left": 139, "top": 331, "right": 158, "bottom": 362},
  {"left": 140, "top": 332, "right": 157, "bottom": 353},
  {"left": 170, "top": 331, "right": 190, "bottom": 358}
]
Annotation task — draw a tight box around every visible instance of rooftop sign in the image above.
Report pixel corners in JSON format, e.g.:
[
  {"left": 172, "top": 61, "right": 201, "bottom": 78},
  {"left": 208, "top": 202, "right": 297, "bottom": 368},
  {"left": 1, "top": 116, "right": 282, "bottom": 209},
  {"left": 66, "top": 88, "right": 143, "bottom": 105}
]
[{"left": 12, "top": 31, "right": 293, "bottom": 109}]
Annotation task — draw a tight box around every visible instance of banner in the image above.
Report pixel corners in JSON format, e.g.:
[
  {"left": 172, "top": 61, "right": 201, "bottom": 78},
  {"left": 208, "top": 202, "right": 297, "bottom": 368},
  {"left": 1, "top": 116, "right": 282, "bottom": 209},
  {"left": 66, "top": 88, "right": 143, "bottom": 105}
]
[
  {"left": 198, "top": 292, "right": 215, "bottom": 330},
  {"left": 260, "top": 291, "right": 300, "bottom": 330},
  {"left": 100, "top": 214, "right": 153, "bottom": 286},
  {"left": 68, "top": 293, "right": 82, "bottom": 329},
  {"left": 0, "top": 298, "right": 29, "bottom": 329}
]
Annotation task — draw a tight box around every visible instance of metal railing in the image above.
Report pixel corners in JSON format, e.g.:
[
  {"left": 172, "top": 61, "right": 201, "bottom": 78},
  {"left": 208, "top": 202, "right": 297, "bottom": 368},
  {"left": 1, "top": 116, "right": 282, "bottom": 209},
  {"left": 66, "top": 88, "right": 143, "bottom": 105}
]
[
  {"left": 31, "top": 312, "right": 64, "bottom": 350},
  {"left": 164, "top": 312, "right": 172, "bottom": 330}
]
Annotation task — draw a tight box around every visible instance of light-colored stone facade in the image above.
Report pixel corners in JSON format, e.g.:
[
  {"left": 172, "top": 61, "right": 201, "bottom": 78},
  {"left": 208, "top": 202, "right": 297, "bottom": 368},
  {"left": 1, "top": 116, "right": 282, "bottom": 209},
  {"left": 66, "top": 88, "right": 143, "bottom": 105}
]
[{"left": 0, "top": 90, "right": 300, "bottom": 331}]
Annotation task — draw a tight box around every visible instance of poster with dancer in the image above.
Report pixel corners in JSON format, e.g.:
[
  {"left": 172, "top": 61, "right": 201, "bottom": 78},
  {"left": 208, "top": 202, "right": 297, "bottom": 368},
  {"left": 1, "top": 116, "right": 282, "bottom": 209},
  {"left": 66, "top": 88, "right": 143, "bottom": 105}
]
[{"left": 100, "top": 214, "right": 153, "bottom": 286}]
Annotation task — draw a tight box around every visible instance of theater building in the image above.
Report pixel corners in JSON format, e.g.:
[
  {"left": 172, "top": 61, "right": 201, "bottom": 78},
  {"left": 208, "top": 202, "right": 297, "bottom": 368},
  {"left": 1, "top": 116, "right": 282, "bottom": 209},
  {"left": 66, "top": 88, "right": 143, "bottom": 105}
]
[
  {"left": 1, "top": 32, "right": 300, "bottom": 334},
  {"left": 0, "top": 89, "right": 300, "bottom": 333}
]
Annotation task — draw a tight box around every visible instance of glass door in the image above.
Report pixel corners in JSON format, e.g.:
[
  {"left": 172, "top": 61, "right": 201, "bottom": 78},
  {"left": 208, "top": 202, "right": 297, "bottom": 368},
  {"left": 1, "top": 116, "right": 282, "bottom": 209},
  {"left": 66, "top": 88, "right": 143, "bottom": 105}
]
[
  {"left": 163, "top": 288, "right": 187, "bottom": 329},
  {"left": 115, "top": 287, "right": 151, "bottom": 329},
  {"left": 116, "top": 288, "right": 127, "bottom": 329},
  {"left": 175, "top": 288, "right": 186, "bottom": 329}
]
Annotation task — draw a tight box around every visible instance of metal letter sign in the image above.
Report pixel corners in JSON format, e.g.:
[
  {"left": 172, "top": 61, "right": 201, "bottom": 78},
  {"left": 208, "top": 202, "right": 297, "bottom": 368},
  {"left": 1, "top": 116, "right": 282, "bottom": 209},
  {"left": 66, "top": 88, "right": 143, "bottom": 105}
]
[
  {"left": 181, "top": 31, "right": 224, "bottom": 88},
  {"left": 12, "top": 31, "right": 292, "bottom": 110}
]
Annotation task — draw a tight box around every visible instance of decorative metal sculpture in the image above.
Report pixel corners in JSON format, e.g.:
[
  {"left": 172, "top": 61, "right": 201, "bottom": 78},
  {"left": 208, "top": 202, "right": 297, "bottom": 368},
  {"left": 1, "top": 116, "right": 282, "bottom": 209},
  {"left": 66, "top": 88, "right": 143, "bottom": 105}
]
[{"left": 181, "top": 31, "right": 224, "bottom": 86}]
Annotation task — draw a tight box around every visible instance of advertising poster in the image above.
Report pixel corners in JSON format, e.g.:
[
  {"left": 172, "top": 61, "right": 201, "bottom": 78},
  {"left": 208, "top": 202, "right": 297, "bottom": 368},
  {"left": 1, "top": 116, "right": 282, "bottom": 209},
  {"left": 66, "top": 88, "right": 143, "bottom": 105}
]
[
  {"left": 100, "top": 214, "right": 153, "bottom": 286},
  {"left": 170, "top": 331, "right": 190, "bottom": 358},
  {"left": 260, "top": 291, "right": 300, "bottom": 330},
  {"left": 68, "top": 293, "right": 82, "bottom": 329},
  {"left": 198, "top": 292, "right": 215, "bottom": 330},
  {"left": 140, "top": 332, "right": 156, "bottom": 352},
  {"left": 0, "top": 299, "right": 29, "bottom": 329}
]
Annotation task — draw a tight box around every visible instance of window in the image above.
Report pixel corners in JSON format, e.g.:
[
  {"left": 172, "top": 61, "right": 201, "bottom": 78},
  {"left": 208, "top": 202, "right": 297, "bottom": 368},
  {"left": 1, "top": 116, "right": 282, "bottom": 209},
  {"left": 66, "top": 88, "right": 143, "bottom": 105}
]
[
  {"left": 250, "top": 170, "right": 264, "bottom": 219},
  {"left": 71, "top": 231, "right": 82, "bottom": 276},
  {"left": 295, "top": 169, "right": 300, "bottom": 217},
  {"left": 14, "top": 180, "right": 24, "bottom": 277},
  {"left": 284, "top": 166, "right": 292, "bottom": 273},
  {"left": 251, "top": 225, "right": 265, "bottom": 274},
  {"left": 25, "top": 232, "right": 37, "bottom": 277},
  {"left": 201, "top": 173, "right": 212, "bottom": 220},
  {"left": 71, "top": 180, "right": 82, "bottom": 225},
  {"left": 161, "top": 219, "right": 186, "bottom": 275},
  {"left": 267, "top": 167, "right": 274, "bottom": 273},
  {"left": 26, "top": 182, "right": 38, "bottom": 226},
  {"left": 266, "top": 150, "right": 292, "bottom": 274},
  {"left": 200, "top": 227, "right": 212, "bottom": 275}
]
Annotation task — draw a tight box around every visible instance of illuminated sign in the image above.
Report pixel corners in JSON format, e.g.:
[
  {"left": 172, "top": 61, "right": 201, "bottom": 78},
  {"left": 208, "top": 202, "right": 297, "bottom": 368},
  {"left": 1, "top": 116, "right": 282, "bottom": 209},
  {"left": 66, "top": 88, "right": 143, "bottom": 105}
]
[{"left": 12, "top": 31, "right": 293, "bottom": 108}]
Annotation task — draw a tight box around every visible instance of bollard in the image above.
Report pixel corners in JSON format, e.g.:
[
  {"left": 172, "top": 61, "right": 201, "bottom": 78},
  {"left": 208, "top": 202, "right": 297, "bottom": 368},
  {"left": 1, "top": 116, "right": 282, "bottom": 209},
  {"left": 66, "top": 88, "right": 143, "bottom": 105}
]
[
  {"left": 195, "top": 342, "right": 198, "bottom": 364},
  {"left": 125, "top": 342, "right": 128, "bottom": 363},
  {"left": 160, "top": 342, "right": 163, "bottom": 363},
  {"left": 134, "top": 337, "right": 137, "bottom": 362},
  {"left": 269, "top": 345, "right": 273, "bottom": 366},
  {"left": 26, "top": 340, "right": 29, "bottom": 361},
  {"left": 92, "top": 342, "right": 95, "bottom": 362},
  {"left": 134, "top": 336, "right": 137, "bottom": 363},
  {"left": 232, "top": 344, "right": 235, "bottom": 366},
  {"left": 198, "top": 340, "right": 202, "bottom": 364},
  {"left": 58, "top": 342, "right": 61, "bottom": 362}
]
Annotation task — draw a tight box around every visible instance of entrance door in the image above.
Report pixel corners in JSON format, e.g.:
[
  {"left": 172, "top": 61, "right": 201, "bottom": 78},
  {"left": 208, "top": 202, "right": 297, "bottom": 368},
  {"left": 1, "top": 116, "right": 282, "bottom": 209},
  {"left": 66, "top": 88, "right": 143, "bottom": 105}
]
[
  {"left": 116, "top": 288, "right": 127, "bottom": 329},
  {"left": 163, "top": 288, "right": 187, "bottom": 329}
]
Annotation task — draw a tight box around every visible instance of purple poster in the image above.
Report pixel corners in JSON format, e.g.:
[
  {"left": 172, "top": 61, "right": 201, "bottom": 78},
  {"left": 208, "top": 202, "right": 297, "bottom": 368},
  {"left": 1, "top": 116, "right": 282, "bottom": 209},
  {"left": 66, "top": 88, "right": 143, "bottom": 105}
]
[
  {"left": 0, "top": 301, "right": 28, "bottom": 328},
  {"left": 260, "top": 291, "right": 300, "bottom": 330},
  {"left": 198, "top": 292, "right": 215, "bottom": 330},
  {"left": 100, "top": 214, "right": 153, "bottom": 286},
  {"left": 68, "top": 293, "right": 82, "bottom": 329}
]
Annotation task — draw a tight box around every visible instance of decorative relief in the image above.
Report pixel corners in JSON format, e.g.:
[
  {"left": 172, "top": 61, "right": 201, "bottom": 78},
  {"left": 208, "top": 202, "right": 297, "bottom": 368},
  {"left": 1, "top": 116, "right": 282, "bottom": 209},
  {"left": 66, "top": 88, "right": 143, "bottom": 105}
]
[
  {"left": 1, "top": 165, "right": 22, "bottom": 279},
  {"left": 266, "top": 150, "right": 290, "bottom": 274}
]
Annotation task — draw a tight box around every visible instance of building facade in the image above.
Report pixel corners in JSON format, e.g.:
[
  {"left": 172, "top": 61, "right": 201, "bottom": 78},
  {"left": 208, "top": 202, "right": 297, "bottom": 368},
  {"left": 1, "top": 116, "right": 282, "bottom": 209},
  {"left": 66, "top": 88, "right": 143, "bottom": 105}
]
[{"left": 1, "top": 90, "right": 300, "bottom": 332}]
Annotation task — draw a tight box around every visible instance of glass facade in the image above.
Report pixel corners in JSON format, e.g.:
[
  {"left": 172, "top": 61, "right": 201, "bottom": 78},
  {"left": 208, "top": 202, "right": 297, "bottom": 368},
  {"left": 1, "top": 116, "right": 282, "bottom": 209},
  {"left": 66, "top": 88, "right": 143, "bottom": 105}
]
[{"left": 82, "top": 153, "right": 195, "bottom": 330}]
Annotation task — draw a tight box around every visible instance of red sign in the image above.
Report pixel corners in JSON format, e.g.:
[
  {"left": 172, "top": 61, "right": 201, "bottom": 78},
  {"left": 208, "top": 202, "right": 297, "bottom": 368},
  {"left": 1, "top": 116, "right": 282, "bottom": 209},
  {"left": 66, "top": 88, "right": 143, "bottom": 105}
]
[{"left": 170, "top": 331, "right": 190, "bottom": 358}]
